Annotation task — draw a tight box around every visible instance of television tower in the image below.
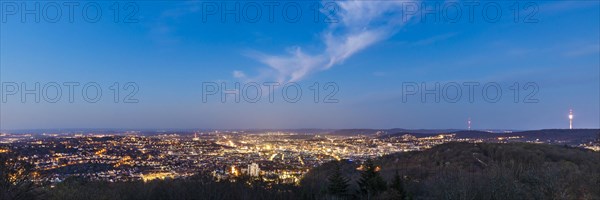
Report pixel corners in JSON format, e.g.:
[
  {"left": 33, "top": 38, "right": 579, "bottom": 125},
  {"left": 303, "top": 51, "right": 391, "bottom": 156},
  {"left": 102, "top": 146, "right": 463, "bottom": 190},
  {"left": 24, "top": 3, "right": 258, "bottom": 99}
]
[
  {"left": 467, "top": 117, "right": 471, "bottom": 131},
  {"left": 569, "top": 109, "right": 573, "bottom": 129}
]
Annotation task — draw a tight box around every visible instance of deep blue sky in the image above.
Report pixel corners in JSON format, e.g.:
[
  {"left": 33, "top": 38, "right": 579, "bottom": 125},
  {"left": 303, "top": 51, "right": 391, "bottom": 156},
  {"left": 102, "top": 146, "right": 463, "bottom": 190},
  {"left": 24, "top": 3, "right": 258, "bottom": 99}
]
[{"left": 1, "top": 0, "right": 599, "bottom": 130}]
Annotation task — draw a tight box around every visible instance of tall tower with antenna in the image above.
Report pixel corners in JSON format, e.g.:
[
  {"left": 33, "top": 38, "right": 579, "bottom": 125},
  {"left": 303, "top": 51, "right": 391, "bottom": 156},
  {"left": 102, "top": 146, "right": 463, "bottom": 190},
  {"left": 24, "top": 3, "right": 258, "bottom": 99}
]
[
  {"left": 467, "top": 117, "right": 471, "bottom": 131},
  {"left": 569, "top": 109, "right": 573, "bottom": 129}
]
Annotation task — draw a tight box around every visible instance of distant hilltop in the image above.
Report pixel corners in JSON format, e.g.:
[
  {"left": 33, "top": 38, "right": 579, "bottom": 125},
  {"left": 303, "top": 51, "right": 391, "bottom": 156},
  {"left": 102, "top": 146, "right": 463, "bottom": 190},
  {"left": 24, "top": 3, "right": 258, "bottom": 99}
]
[
  {"left": 2, "top": 128, "right": 599, "bottom": 143},
  {"left": 329, "top": 128, "right": 598, "bottom": 136},
  {"left": 375, "top": 129, "right": 600, "bottom": 146}
]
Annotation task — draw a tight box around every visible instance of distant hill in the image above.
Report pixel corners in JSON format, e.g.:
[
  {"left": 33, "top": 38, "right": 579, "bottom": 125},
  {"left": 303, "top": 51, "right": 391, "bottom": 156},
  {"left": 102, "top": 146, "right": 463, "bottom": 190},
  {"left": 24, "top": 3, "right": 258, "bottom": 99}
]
[
  {"left": 328, "top": 129, "right": 385, "bottom": 136},
  {"left": 506, "top": 129, "right": 599, "bottom": 142},
  {"left": 388, "top": 128, "right": 463, "bottom": 134},
  {"left": 329, "top": 129, "right": 464, "bottom": 136},
  {"left": 376, "top": 129, "right": 599, "bottom": 145},
  {"left": 379, "top": 130, "right": 503, "bottom": 139},
  {"left": 300, "top": 142, "right": 600, "bottom": 199},
  {"left": 377, "top": 132, "right": 437, "bottom": 139}
]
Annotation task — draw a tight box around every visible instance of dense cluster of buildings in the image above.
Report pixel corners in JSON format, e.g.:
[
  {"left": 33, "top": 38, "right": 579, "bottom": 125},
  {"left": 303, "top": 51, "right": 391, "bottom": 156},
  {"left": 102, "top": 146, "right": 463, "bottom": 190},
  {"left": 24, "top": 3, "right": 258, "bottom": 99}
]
[{"left": 0, "top": 130, "right": 598, "bottom": 185}]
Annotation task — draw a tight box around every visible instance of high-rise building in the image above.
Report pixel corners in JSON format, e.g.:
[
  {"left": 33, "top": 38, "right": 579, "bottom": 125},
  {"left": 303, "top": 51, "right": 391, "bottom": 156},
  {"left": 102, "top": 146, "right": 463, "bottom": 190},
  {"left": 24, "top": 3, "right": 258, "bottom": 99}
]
[{"left": 248, "top": 163, "right": 260, "bottom": 177}]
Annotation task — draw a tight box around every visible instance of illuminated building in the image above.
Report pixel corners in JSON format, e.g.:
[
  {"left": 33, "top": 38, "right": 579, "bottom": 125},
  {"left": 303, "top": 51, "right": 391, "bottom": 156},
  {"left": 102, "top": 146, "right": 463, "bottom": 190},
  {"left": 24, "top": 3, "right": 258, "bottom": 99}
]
[{"left": 248, "top": 163, "right": 260, "bottom": 177}]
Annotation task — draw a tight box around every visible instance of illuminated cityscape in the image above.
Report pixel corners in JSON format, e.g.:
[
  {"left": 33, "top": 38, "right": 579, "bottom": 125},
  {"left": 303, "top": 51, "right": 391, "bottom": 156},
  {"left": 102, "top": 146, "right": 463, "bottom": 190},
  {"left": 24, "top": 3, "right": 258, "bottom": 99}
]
[
  {"left": 1, "top": 129, "right": 598, "bottom": 186},
  {"left": 0, "top": 0, "right": 598, "bottom": 199}
]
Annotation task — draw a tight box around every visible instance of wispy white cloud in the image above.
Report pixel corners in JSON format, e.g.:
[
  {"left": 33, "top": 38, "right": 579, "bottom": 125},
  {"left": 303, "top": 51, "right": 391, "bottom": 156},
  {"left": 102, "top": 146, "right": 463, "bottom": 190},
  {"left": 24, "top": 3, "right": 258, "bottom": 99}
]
[
  {"left": 539, "top": 1, "right": 599, "bottom": 14},
  {"left": 564, "top": 44, "right": 600, "bottom": 57},
  {"left": 233, "top": 70, "right": 247, "bottom": 79},
  {"left": 372, "top": 71, "right": 387, "bottom": 77},
  {"left": 149, "top": 1, "right": 202, "bottom": 45},
  {"left": 413, "top": 32, "right": 458, "bottom": 46},
  {"left": 240, "top": 0, "right": 419, "bottom": 83}
]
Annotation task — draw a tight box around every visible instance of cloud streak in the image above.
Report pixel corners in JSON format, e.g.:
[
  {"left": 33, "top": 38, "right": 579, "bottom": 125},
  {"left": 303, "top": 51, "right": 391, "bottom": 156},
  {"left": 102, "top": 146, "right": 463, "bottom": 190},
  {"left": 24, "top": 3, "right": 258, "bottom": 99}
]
[{"left": 239, "top": 0, "right": 418, "bottom": 83}]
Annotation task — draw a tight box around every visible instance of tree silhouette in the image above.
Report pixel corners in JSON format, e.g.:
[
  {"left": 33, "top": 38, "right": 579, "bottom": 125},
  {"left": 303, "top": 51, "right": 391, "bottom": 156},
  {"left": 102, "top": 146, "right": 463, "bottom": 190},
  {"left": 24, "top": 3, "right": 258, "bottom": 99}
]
[
  {"left": 389, "top": 170, "right": 411, "bottom": 200},
  {"left": 0, "top": 153, "right": 43, "bottom": 200},
  {"left": 357, "top": 159, "right": 387, "bottom": 199},
  {"left": 327, "top": 162, "right": 349, "bottom": 198}
]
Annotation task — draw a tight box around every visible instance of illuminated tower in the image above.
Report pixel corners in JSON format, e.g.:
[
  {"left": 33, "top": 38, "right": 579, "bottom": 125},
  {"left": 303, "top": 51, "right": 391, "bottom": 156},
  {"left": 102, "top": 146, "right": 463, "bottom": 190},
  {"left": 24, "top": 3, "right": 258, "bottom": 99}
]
[
  {"left": 468, "top": 117, "right": 471, "bottom": 131},
  {"left": 569, "top": 109, "right": 573, "bottom": 129},
  {"left": 193, "top": 132, "right": 200, "bottom": 141}
]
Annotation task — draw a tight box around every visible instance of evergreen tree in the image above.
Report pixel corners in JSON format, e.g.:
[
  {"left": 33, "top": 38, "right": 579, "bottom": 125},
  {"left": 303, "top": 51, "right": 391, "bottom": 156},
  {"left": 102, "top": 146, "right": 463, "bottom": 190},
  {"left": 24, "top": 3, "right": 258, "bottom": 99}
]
[
  {"left": 389, "top": 170, "right": 411, "bottom": 200},
  {"left": 357, "top": 159, "right": 387, "bottom": 199},
  {"left": 327, "top": 162, "right": 350, "bottom": 197},
  {"left": 390, "top": 170, "right": 404, "bottom": 194}
]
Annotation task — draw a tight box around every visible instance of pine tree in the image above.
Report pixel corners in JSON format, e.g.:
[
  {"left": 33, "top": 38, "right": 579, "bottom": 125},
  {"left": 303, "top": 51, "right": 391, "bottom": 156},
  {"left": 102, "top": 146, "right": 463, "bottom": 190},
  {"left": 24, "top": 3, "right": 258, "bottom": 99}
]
[
  {"left": 357, "top": 159, "right": 387, "bottom": 199},
  {"left": 327, "top": 162, "right": 350, "bottom": 197},
  {"left": 390, "top": 170, "right": 409, "bottom": 200}
]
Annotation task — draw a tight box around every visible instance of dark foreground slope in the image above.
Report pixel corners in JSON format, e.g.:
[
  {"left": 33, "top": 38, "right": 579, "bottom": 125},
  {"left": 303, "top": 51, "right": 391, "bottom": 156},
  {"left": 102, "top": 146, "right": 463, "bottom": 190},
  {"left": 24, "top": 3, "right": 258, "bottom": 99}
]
[
  {"left": 2, "top": 142, "right": 598, "bottom": 200},
  {"left": 300, "top": 142, "right": 600, "bottom": 200}
]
